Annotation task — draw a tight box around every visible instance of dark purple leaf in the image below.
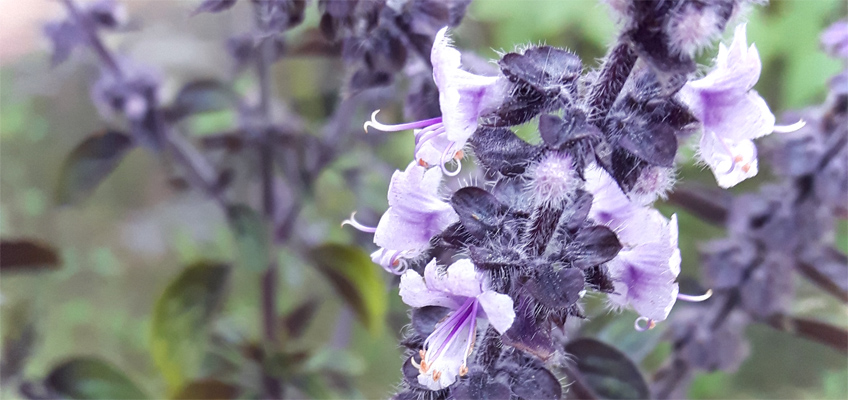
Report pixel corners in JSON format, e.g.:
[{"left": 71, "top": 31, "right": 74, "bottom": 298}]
[
  {"left": 451, "top": 372, "right": 511, "bottom": 400},
  {"left": 511, "top": 365, "right": 562, "bottom": 400},
  {"left": 470, "top": 126, "right": 542, "bottom": 176},
  {"left": 56, "top": 130, "right": 134, "bottom": 206},
  {"left": 282, "top": 298, "right": 321, "bottom": 339},
  {"left": 450, "top": 187, "right": 507, "bottom": 239},
  {"left": 527, "top": 264, "right": 584, "bottom": 310},
  {"left": 411, "top": 306, "right": 450, "bottom": 337},
  {"left": 0, "top": 240, "right": 60, "bottom": 272},
  {"left": 538, "top": 110, "right": 599, "bottom": 150},
  {"left": 174, "top": 379, "right": 240, "bottom": 400},
  {"left": 564, "top": 338, "right": 650, "bottom": 400},
  {"left": 45, "top": 358, "right": 148, "bottom": 399},
  {"left": 616, "top": 123, "right": 677, "bottom": 167},
  {"left": 498, "top": 46, "right": 582, "bottom": 91},
  {"left": 571, "top": 225, "right": 622, "bottom": 269},
  {"left": 502, "top": 299, "right": 554, "bottom": 360}
]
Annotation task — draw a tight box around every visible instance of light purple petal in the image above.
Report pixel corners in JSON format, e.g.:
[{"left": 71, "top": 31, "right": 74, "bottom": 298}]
[
  {"left": 821, "top": 20, "right": 848, "bottom": 58},
  {"left": 608, "top": 247, "right": 680, "bottom": 321},
  {"left": 699, "top": 89, "right": 774, "bottom": 142},
  {"left": 476, "top": 290, "right": 515, "bottom": 334},
  {"left": 417, "top": 297, "right": 477, "bottom": 390},
  {"left": 699, "top": 133, "right": 759, "bottom": 188},
  {"left": 425, "top": 259, "right": 484, "bottom": 298},
  {"left": 399, "top": 261, "right": 462, "bottom": 309},
  {"left": 430, "top": 27, "right": 506, "bottom": 144}
]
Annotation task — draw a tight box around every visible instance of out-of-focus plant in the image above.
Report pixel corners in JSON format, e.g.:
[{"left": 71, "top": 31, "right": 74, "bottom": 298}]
[{"left": 0, "top": 0, "right": 844, "bottom": 399}]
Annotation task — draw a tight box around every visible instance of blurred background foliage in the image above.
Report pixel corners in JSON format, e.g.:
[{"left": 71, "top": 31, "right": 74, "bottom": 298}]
[{"left": 0, "top": 0, "right": 846, "bottom": 399}]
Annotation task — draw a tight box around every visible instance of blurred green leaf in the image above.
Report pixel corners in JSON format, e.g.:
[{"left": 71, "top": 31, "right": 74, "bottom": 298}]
[
  {"left": 173, "top": 379, "right": 239, "bottom": 400},
  {"left": 0, "top": 239, "right": 60, "bottom": 272},
  {"left": 308, "top": 244, "right": 387, "bottom": 336},
  {"left": 226, "top": 204, "right": 269, "bottom": 273},
  {"left": 56, "top": 130, "right": 134, "bottom": 206},
  {"left": 564, "top": 338, "right": 650, "bottom": 400},
  {"left": 151, "top": 262, "right": 230, "bottom": 392},
  {"left": 1, "top": 302, "right": 35, "bottom": 383},
  {"left": 45, "top": 358, "right": 148, "bottom": 399},
  {"left": 167, "top": 80, "right": 238, "bottom": 120}
]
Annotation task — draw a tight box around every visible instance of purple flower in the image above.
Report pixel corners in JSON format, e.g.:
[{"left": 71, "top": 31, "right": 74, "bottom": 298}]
[
  {"left": 584, "top": 167, "right": 682, "bottom": 323},
  {"left": 344, "top": 161, "right": 458, "bottom": 274},
  {"left": 399, "top": 258, "right": 515, "bottom": 390},
  {"left": 821, "top": 20, "right": 848, "bottom": 58},
  {"left": 364, "top": 27, "right": 506, "bottom": 174},
  {"left": 680, "top": 24, "right": 804, "bottom": 188}
]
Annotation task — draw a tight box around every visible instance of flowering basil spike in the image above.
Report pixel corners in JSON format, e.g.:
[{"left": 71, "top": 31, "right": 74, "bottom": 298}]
[
  {"left": 374, "top": 162, "right": 458, "bottom": 269},
  {"left": 365, "top": 27, "right": 506, "bottom": 172},
  {"left": 399, "top": 259, "right": 515, "bottom": 391},
  {"left": 585, "top": 167, "right": 681, "bottom": 322},
  {"left": 680, "top": 24, "right": 804, "bottom": 188}
]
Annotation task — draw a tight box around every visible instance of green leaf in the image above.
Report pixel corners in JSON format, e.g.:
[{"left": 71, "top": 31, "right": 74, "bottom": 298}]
[
  {"left": 167, "top": 80, "right": 238, "bottom": 120},
  {"left": 45, "top": 358, "right": 148, "bottom": 399},
  {"left": 226, "top": 204, "right": 269, "bottom": 272},
  {"left": 173, "top": 379, "right": 240, "bottom": 400},
  {"left": 564, "top": 338, "right": 650, "bottom": 400},
  {"left": 151, "top": 262, "right": 230, "bottom": 392},
  {"left": 308, "top": 244, "right": 387, "bottom": 335},
  {"left": 56, "top": 130, "right": 134, "bottom": 206},
  {"left": 0, "top": 239, "right": 60, "bottom": 272}
]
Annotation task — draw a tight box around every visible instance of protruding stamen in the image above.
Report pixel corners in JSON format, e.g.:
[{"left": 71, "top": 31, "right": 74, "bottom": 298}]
[
  {"left": 439, "top": 144, "right": 462, "bottom": 177},
  {"left": 459, "top": 365, "right": 469, "bottom": 377},
  {"left": 341, "top": 212, "right": 377, "bottom": 233},
  {"left": 677, "top": 289, "right": 713, "bottom": 302},
  {"left": 635, "top": 316, "right": 656, "bottom": 331},
  {"left": 363, "top": 109, "right": 443, "bottom": 133},
  {"left": 772, "top": 119, "right": 806, "bottom": 133}
]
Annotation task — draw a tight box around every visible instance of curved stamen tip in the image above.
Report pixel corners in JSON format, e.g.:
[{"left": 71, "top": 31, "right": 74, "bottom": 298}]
[
  {"left": 341, "top": 212, "right": 378, "bottom": 233},
  {"left": 363, "top": 110, "right": 381, "bottom": 133},
  {"left": 773, "top": 119, "right": 806, "bottom": 133},
  {"left": 677, "top": 289, "right": 713, "bottom": 302},
  {"left": 634, "top": 316, "right": 656, "bottom": 332}
]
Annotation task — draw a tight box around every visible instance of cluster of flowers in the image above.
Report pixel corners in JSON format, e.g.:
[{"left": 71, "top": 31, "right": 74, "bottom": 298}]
[
  {"left": 341, "top": 1, "right": 806, "bottom": 397},
  {"left": 653, "top": 20, "right": 848, "bottom": 398}
]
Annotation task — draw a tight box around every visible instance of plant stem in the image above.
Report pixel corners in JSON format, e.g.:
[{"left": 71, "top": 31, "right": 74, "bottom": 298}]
[
  {"left": 586, "top": 41, "right": 637, "bottom": 123},
  {"left": 61, "top": 0, "right": 123, "bottom": 77}
]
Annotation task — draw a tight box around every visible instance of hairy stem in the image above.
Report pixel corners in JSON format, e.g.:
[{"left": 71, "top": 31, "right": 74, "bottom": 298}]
[{"left": 587, "top": 41, "right": 637, "bottom": 123}]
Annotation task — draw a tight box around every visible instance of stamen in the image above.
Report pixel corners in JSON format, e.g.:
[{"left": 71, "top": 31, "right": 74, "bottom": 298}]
[
  {"left": 439, "top": 144, "right": 462, "bottom": 177},
  {"left": 677, "top": 289, "right": 713, "bottom": 302},
  {"left": 772, "top": 119, "right": 806, "bottom": 133},
  {"left": 363, "top": 110, "right": 443, "bottom": 133},
  {"left": 340, "top": 212, "right": 377, "bottom": 233},
  {"left": 414, "top": 125, "right": 446, "bottom": 155},
  {"left": 634, "top": 316, "right": 656, "bottom": 331},
  {"left": 459, "top": 365, "right": 469, "bottom": 377},
  {"left": 432, "top": 370, "right": 442, "bottom": 382}
]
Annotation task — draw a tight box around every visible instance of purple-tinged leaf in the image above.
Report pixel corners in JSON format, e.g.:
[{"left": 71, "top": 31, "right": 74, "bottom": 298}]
[
  {"left": 570, "top": 225, "right": 622, "bottom": 269},
  {"left": 282, "top": 298, "right": 321, "bottom": 339},
  {"left": 0, "top": 239, "right": 60, "bottom": 272},
  {"left": 564, "top": 338, "right": 650, "bottom": 400},
  {"left": 451, "top": 372, "right": 511, "bottom": 400},
  {"left": 56, "top": 130, "right": 134, "bottom": 206},
  {"left": 502, "top": 299, "right": 554, "bottom": 360},
  {"left": 45, "top": 358, "right": 148, "bottom": 399},
  {"left": 470, "top": 127, "right": 542, "bottom": 176},
  {"left": 511, "top": 365, "right": 562, "bottom": 400},
  {"left": 527, "top": 264, "right": 584, "bottom": 310},
  {"left": 450, "top": 187, "right": 506, "bottom": 239}
]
